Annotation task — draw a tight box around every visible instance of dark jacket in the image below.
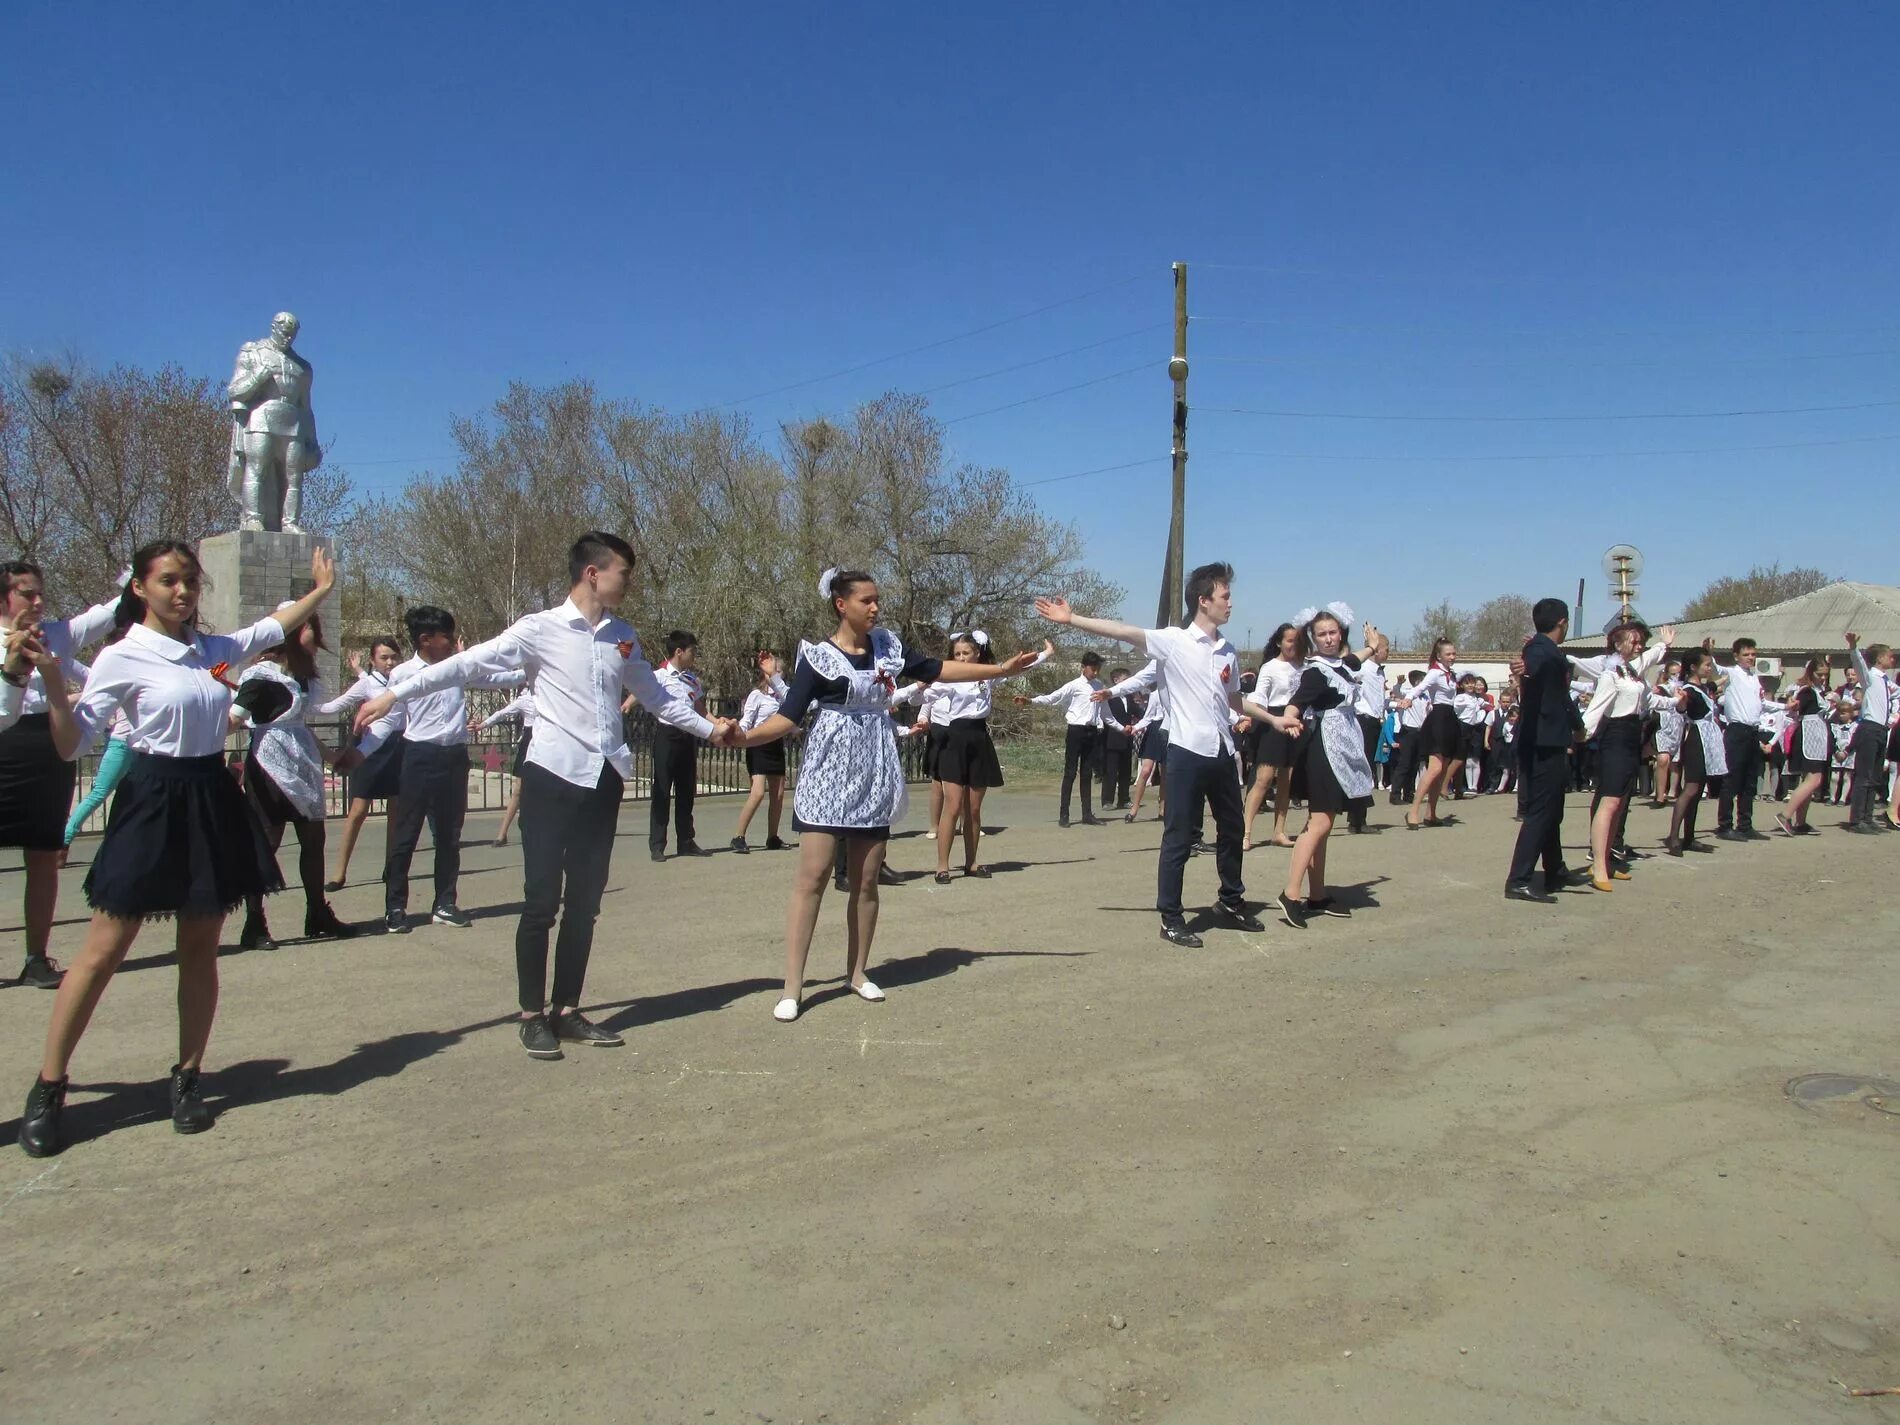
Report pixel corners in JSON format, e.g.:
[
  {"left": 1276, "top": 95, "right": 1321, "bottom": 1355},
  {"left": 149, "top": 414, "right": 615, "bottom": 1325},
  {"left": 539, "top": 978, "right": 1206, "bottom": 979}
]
[
  {"left": 1517, "top": 633, "right": 1583, "bottom": 755},
  {"left": 1104, "top": 696, "right": 1135, "bottom": 751}
]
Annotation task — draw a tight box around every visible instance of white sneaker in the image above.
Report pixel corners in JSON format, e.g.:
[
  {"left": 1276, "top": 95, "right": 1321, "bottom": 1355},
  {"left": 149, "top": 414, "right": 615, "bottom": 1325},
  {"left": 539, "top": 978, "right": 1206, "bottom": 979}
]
[
  {"left": 924, "top": 830, "right": 937, "bottom": 839},
  {"left": 851, "top": 979, "right": 885, "bottom": 1003},
  {"left": 773, "top": 997, "right": 800, "bottom": 1022}
]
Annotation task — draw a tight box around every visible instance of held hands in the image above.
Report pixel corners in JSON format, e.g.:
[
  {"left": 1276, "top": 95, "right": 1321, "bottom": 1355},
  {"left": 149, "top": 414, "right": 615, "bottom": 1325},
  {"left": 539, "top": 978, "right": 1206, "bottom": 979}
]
[
  {"left": 354, "top": 690, "right": 397, "bottom": 735},
  {"left": 1011, "top": 694, "right": 1029, "bottom": 706},
  {"left": 1234, "top": 715, "right": 1254, "bottom": 736},
  {"left": 1034, "top": 596, "right": 1074, "bottom": 625},
  {"left": 709, "top": 717, "right": 743, "bottom": 748},
  {"left": 1275, "top": 712, "right": 1304, "bottom": 736}
]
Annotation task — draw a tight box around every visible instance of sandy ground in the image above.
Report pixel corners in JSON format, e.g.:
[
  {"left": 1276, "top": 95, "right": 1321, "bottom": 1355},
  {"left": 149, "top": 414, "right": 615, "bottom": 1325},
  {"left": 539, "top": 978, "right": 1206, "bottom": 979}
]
[{"left": 1, "top": 784, "right": 1896, "bottom": 1424}]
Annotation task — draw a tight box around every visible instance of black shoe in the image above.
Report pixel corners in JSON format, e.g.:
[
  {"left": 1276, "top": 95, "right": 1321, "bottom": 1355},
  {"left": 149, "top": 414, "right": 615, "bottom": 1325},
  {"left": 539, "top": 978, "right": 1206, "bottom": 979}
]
[
  {"left": 1305, "top": 897, "right": 1351, "bottom": 919},
  {"left": 765, "top": 836, "right": 789, "bottom": 850},
  {"left": 1191, "top": 840, "right": 1216, "bottom": 857},
  {"left": 432, "top": 904, "right": 472, "bottom": 928},
  {"left": 1684, "top": 839, "right": 1715, "bottom": 853},
  {"left": 19, "top": 1075, "right": 67, "bottom": 1157},
  {"left": 1881, "top": 816, "right": 1900, "bottom": 832},
  {"left": 729, "top": 836, "right": 750, "bottom": 854},
  {"left": 1058, "top": 816, "right": 1071, "bottom": 828},
  {"left": 1081, "top": 815, "right": 1107, "bottom": 826},
  {"left": 1550, "top": 868, "right": 1593, "bottom": 890},
  {"left": 519, "top": 1015, "right": 563, "bottom": 1060},
  {"left": 17, "top": 955, "right": 64, "bottom": 989},
  {"left": 384, "top": 910, "right": 410, "bottom": 935},
  {"left": 1276, "top": 892, "right": 1308, "bottom": 929},
  {"left": 169, "top": 1064, "right": 212, "bottom": 1135},
  {"left": 1715, "top": 829, "right": 1742, "bottom": 841},
  {"left": 551, "top": 1010, "right": 623, "bottom": 1047},
  {"left": 878, "top": 865, "right": 903, "bottom": 887},
  {"left": 1504, "top": 883, "right": 1556, "bottom": 904},
  {"left": 323, "top": 878, "right": 346, "bottom": 892},
  {"left": 1848, "top": 821, "right": 1880, "bottom": 834},
  {"left": 833, "top": 874, "right": 849, "bottom": 892},
  {"left": 238, "top": 916, "right": 277, "bottom": 952},
  {"left": 650, "top": 848, "right": 667, "bottom": 862},
  {"left": 304, "top": 903, "right": 358, "bottom": 940},
  {"left": 1213, "top": 900, "right": 1265, "bottom": 932},
  {"left": 1740, "top": 828, "right": 1770, "bottom": 841},
  {"left": 1159, "top": 920, "right": 1203, "bottom": 948},
  {"left": 679, "top": 842, "right": 708, "bottom": 857}
]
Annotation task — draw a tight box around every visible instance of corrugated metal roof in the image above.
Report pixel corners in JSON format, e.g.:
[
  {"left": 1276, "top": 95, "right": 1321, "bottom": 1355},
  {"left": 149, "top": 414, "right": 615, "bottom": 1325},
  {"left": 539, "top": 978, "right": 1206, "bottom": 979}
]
[{"left": 1562, "top": 581, "right": 1900, "bottom": 651}]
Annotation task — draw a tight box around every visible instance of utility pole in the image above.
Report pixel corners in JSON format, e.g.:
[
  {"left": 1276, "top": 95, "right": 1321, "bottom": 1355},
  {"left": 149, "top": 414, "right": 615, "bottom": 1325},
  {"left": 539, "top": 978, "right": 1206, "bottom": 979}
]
[{"left": 1157, "top": 262, "right": 1188, "bottom": 627}]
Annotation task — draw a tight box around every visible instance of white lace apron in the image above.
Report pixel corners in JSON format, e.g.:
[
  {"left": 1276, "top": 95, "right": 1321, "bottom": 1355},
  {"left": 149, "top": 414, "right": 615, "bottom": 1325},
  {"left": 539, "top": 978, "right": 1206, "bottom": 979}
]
[
  {"left": 241, "top": 664, "right": 326, "bottom": 820},
  {"left": 1686, "top": 687, "right": 1727, "bottom": 778},
  {"left": 791, "top": 629, "right": 910, "bottom": 831},
  {"left": 1306, "top": 658, "right": 1374, "bottom": 800}
]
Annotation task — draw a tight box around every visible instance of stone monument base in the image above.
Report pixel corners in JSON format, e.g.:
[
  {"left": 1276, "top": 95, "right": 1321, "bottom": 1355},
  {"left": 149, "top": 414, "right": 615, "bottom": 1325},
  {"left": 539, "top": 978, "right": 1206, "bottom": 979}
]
[{"left": 199, "top": 530, "right": 342, "bottom": 691}]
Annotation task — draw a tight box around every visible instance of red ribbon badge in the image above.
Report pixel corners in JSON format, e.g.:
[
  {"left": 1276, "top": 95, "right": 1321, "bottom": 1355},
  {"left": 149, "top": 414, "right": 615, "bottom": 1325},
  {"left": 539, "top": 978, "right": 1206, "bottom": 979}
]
[
  {"left": 208, "top": 661, "right": 237, "bottom": 690},
  {"left": 1220, "top": 662, "right": 1231, "bottom": 684},
  {"left": 616, "top": 641, "right": 634, "bottom": 659}
]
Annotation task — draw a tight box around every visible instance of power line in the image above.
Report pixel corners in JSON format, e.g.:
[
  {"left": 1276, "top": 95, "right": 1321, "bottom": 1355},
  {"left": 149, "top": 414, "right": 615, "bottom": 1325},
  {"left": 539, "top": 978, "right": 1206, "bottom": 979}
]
[
  {"left": 1193, "top": 314, "right": 1900, "bottom": 338},
  {"left": 691, "top": 271, "right": 1149, "bottom": 413},
  {"left": 1019, "top": 456, "right": 1169, "bottom": 489},
  {"left": 942, "top": 362, "right": 1152, "bottom": 425},
  {"left": 1202, "top": 398, "right": 1900, "bottom": 424},
  {"left": 1201, "top": 347, "right": 1900, "bottom": 372},
  {"left": 1203, "top": 432, "right": 1900, "bottom": 464},
  {"left": 916, "top": 324, "right": 1169, "bottom": 396}
]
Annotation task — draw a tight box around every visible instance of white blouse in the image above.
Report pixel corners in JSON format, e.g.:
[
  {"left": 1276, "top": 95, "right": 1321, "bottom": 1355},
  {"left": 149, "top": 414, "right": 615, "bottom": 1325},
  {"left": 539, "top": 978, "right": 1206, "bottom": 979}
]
[
  {"left": 70, "top": 617, "right": 286, "bottom": 758},
  {"left": 1254, "top": 657, "right": 1301, "bottom": 707},
  {"left": 1409, "top": 666, "right": 1457, "bottom": 708},
  {"left": 1581, "top": 643, "right": 1666, "bottom": 736},
  {"left": 3, "top": 589, "right": 121, "bottom": 716},
  {"left": 740, "top": 674, "right": 788, "bottom": 732}
]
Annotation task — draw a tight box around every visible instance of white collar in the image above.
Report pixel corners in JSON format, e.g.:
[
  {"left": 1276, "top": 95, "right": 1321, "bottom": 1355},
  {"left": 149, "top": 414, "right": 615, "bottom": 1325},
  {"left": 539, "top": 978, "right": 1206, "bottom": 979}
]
[
  {"left": 123, "top": 621, "right": 201, "bottom": 663},
  {"left": 557, "top": 597, "right": 618, "bottom": 634}
]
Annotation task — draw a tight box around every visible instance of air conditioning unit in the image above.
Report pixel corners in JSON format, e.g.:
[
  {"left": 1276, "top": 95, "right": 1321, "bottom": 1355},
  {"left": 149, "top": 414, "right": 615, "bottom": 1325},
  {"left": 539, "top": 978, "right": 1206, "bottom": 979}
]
[{"left": 1755, "top": 656, "right": 1783, "bottom": 677}]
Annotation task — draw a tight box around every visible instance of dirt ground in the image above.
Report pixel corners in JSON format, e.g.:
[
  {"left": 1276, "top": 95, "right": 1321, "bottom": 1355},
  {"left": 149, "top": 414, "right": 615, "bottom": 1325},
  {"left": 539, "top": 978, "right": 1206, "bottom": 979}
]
[{"left": 1, "top": 784, "right": 1896, "bottom": 1424}]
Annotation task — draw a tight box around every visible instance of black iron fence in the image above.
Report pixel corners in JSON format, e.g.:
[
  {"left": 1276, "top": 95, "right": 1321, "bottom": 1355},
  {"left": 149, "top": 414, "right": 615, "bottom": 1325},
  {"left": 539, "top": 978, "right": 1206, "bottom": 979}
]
[{"left": 64, "top": 692, "right": 929, "bottom": 836}]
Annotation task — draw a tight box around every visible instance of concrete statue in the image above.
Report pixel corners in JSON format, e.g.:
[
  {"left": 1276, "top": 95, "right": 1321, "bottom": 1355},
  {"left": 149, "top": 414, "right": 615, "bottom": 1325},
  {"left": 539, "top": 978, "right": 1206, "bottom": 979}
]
[{"left": 227, "top": 311, "right": 321, "bottom": 533}]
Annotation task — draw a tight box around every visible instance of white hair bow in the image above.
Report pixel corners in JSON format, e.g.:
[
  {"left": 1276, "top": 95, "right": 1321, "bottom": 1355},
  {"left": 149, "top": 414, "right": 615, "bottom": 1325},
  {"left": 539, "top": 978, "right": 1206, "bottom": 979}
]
[
  {"left": 1291, "top": 606, "right": 1320, "bottom": 629},
  {"left": 817, "top": 566, "right": 840, "bottom": 600},
  {"left": 1292, "top": 601, "right": 1357, "bottom": 630}
]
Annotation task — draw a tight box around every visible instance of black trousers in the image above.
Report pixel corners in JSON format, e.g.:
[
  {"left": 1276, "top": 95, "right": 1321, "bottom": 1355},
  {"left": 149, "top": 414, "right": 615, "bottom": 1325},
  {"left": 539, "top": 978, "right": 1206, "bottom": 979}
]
[
  {"left": 1157, "top": 745, "right": 1244, "bottom": 920},
  {"left": 1715, "top": 725, "right": 1765, "bottom": 831},
  {"left": 386, "top": 742, "right": 469, "bottom": 914},
  {"left": 517, "top": 762, "right": 624, "bottom": 1012},
  {"left": 1102, "top": 744, "right": 1133, "bottom": 807},
  {"left": 1349, "top": 715, "right": 1381, "bottom": 829},
  {"left": 1507, "top": 746, "right": 1570, "bottom": 887},
  {"left": 649, "top": 730, "right": 698, "bottom": 852},
  {"left": 1060, "top": 724, "right": 1101, "bottom": 820},
  {"left": 1390, "top": 729, "right": 1421, "bottom": 800},
  {"left": 1848, "top": 723, "right": 1888, "bottom": 824}
]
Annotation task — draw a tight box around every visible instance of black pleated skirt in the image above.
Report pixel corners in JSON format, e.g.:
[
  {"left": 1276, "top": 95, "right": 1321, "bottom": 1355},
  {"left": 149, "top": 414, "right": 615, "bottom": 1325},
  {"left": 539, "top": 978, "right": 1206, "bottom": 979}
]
[
  {"left": 935, "top": 717, "right": 1004, "bottom": 788},
  {"left": 0, "top": 713, "right": 77, "bottom": 850},
  {"left": 1595, "top": 715, "right": 1643, "bottom": 799},
  {"left": 1253, "top": 706, "right": 1297, "bottom": 769},
  {"left": 84, "top": 753, "right": 283, "bottom": 921},
  {"left": 349, "top": 735, "right": 405, "bottom": 802},
  {"left": 746, "top": 741, "right": 787, "bottom": 777},
  {"left": 1422, "top": 705, "right": 1462, "bottom": 760},
  {"left": 922, "top": 723, "right": 947, "bottom": 780}
]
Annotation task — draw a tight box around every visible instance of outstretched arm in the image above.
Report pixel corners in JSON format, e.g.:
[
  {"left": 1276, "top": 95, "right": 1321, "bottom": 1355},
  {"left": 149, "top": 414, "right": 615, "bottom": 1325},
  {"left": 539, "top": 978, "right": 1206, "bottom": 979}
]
[
  {"left": 1034, "top": 597, "right": 1149, "bottom": 652},
  {"left": 937, "top": 639, "right": 1052, "bottom": 685}
]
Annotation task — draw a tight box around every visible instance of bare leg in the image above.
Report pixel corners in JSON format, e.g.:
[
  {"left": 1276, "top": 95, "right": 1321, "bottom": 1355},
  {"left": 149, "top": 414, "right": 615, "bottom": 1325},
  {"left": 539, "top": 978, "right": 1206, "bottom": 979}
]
[
  {"left": 23, "top": 850, "right": 60, "bottom": 961},
  {"left": 1128, "top": 759, "right": 1154, "bottom": 818},
  {"left": 962, "top": 787, "right": 986, "bottom": 869},
  {"left": 38, "top": 913, "right": 143, "bottom": 1081},
  {"left": 174, "top": 915, "right": 223, "bottom": 1070},
  {"left": 936, "top": 784, "right": 966, "bottom": 875},
  {"left": 735, "top": 774, "right": 768, "bottom": 838},
  {"left": 1269, "top": 768, "right": 1295, "bottom": 844},
  {"left": 1651, "top": 753, "right": 1673, "bottom": 805},
  {"left": 1411, "top": 757, "right": 1446, "bottom": 825},
  {"left": 1787, "top": 770, "right": 1824, "bottom": 828},
  {"left": 330, "top": 797, "right": 372, "bottom": 883},
  {"left": 1285, "top": 811, "right": 1334, "bottom": 901},
  {"left": 1590, "top": 795, "right": 1625, "bottom": 881},
  {"left": 782, "top": 831, "right": 835, "bottom": 1000},
  {"left": 844, "top": 837, "right": 885, "bottom": 988},
  {"left": 1240, "top": 765, "right": 1273, "bottom": 847},
  {"left": 495, "top": 781, "right": 524, "bottom": 844},
  {"left": 766, "top": 775, "right": 785, "bottom": 840},
  {"left": 928, "top": 777, "right": 945, "bottom": 837}
]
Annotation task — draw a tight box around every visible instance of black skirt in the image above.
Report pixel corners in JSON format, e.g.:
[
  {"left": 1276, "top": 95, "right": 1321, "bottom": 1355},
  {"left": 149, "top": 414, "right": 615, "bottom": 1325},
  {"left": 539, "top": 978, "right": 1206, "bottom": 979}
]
[
  {"left": 0, "top": 713, "right": 78, "bottom": 850},
  {"left": 1422, "top": 704, "right": 1462, "bottom": 760},
  {"left": 1594, "top": 715, "right": 1643, "bottom": 799},
  {"left": 1888, "top": 722, "right": 1900, "bottom": 762},
  {"left": 84, "top": 752, "right": 284, "bottom": 921},
  {"left": 1681, "top": 724, "right": 1714, "bottom": 782},
  {"left": 1140, "top": 726, "right": 1170, "bottom": 767},
  {"left": 512, "top": 727, "right": 534, "bottom": 777},
  {"left": 349, "top": 735, "right": 405, "bottom": 802},
  {"left": 746, "top": 741, "right": 787, "bottom": 777},
  {"left": 791, "top": 817, "right": 889, "bottom": 842},
  {"left": 936, "top": 717, "right": 1004, "bottom": 788},
  {"left": 244, "top": 749, "right": 319, "bottom": 828},
  {"left": 1290, "top": 724, "right": 1372, "bottom": 816},
  {"left": 922, "top": 723, "right": 948, "bottom": 780},
  {"left": 1253, "top": 706, "right": 1297, "bottom": 769},
  {"left": 1462, "top": 723, "right": 1488, "bottom": 763}
]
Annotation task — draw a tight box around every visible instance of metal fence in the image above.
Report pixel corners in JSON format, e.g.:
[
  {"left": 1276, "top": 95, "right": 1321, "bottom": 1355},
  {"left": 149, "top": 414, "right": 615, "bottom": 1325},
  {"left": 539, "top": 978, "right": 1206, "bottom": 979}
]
[{"left": 64, "top": 692, "right": 929, "bottom": 836}]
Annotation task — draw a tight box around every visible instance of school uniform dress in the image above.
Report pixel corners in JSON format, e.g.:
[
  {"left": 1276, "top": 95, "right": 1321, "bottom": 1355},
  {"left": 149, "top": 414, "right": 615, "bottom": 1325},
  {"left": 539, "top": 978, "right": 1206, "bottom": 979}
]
[
  {"left": 1288, "top": 656, "right": 1375, "bottom": 816},
  {"left": 390, "top": 600, "right": 715, "bottom": 1011},
  {"left": 1250, "top": 658, "right": 1301, "bottom": 771},
  {"left": 740, "top": 677, "right": 789, "bottom": 777},
  {"left": 0, "top": 592, "right": 120, "bottom": 851},
  {"left": 318, "top": 669, "right": 406, "bottom": 801},
  {"left": 1581, "top": 644, "right": 1666, "bottom": 801},
  {"left": 1679, "top": 684, "right": 1728, "bottom": 783},
  {"left": 934, "top": 679, "right": 1009, "bottom": 789},
  {"left": 236, "top": 664, "right": 326, "bottom": 829},
  {"left": 1653, "top": 678, "right": 1685, "bottom": 759},
  {"left": 777, "top": 630, "right": 942, "bottom": 841},
  {"left": 650, "top": 661, "right": 705, "bottom": 855},
  {"left": 67, "top": 619, "right": 287, "bottom": 920},
  {"left": 1788, "top": 687, "right": 1831, "bottom": 776},
  {"left": 1412, "top": 666, "right": 1462, "bottom": 762}
]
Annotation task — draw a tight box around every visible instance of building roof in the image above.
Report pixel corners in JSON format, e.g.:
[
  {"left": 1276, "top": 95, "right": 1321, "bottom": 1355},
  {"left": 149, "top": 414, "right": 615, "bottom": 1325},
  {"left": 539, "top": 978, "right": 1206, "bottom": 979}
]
[{"left": 1562, "top": 581, "right": 1900, "bottom": 652}]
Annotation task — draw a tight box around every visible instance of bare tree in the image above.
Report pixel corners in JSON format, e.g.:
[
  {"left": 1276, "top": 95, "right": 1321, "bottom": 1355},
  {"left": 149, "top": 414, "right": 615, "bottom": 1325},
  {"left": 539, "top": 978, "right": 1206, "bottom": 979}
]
[
  {"left": 1680, "top": 563, "right": 1831, "bottom": 621},
  {"left": 1467, "top": 594, "right": 1534, "bottom": 651},
  {"left": 1406, "top": 597, "right": 1473, "bottom": 654}
]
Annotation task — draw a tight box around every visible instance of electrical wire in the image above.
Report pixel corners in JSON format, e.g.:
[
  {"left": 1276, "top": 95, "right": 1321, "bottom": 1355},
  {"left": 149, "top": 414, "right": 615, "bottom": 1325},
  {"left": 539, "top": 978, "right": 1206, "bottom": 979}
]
[
  {"left": 1019, "top": 456, "right": 1170, "bottom": 489},
  {"left": 691, "top": 271, "right": 1149, "bottom": 412},
  {"left": 1201, "top": 398, "right": 1900, "bottom": 423},
  {"left": 942, "top": 362, "right": 1152, "bottom": 425},
  {"left": 916, "top": 324, "right": 1169, "bottom": 396},
  {"left": 1193, "top": 315, "right": 1900, "bottom": 338},
  {"left": 1202, "top": 432, "right": 1900, "bottom": 464},
  {"left": 1201, "top": 348, "right": 1900, "bottom": 372}
]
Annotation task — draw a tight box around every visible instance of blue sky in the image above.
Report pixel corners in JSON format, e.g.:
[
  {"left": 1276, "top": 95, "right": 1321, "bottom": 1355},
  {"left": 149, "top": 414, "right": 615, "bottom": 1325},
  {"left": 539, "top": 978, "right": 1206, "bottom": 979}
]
[{"left": 4, "top": 2, "right": 1895, "bottom": 651}]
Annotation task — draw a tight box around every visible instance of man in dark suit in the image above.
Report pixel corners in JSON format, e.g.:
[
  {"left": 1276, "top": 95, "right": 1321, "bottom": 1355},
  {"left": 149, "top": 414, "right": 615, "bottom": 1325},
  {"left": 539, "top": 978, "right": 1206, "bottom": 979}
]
[
  {"left": 1505, "top": 598, "right": 1588, "bottom": 901},
  {"left": 1102, "top": 667, "right": 1137, "bottom": 810}
]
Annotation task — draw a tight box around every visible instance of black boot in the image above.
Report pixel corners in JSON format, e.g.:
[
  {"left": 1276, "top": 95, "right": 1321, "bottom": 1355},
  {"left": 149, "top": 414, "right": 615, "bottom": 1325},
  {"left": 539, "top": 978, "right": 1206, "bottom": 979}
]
[
  {"left": 238, "top": 910, "right": 277, "bottom": 951},
  {"left": 19, "top": 1075, "right": 68, "bottom": 1158},
  {"left": 169, "top": 1064, "right": 212, "bottom": 1135},
  {"left": 304, "top": 902, "right": 357, "bottom": 940}
]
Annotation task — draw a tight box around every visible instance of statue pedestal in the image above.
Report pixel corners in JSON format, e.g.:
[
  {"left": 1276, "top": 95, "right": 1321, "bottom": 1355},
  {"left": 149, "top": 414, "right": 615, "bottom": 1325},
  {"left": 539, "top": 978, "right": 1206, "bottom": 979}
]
[{"left": 199, "top": 530, "right": 342, "bottom": 691}]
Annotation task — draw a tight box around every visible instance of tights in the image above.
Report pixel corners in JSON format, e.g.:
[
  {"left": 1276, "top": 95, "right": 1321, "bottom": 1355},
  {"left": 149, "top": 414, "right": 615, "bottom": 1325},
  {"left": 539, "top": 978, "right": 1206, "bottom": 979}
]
[
  {"left": 1667, "top": 780, "right": 1705, "bottom": 845},
  {"left": 246, "top": 816, "right": 326, "bottom": 925}
]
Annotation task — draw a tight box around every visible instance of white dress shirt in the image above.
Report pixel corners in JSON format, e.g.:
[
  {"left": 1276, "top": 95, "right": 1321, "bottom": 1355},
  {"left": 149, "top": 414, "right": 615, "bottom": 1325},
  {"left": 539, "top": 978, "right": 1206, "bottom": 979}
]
[
  {"left": 1399, "top": 683, "right": 1429, "bottom": 729},
  {"left": 70, "top": 617, "right": 286, "bottom": 758},
  {"left": 1253, "top": 657, "right": 1301, "bottom": 707},
  {"left": 1719, "top": 662, "right": 1766, "bottom": 727},
  {"left": 1408, "top": 666, "right": 1457, "bottom": 709},
  {"left": 386, "top": 599, "right": 713, "bottom": 790},
  {"left": 479, "top": 690, "right": 538, "bottom": 731},
  {"left": 655, "top": 661, "right": 705, "bottom": 713},
  {"left": 1032, "top": 674, "right": 1113, "bottom": 727},
  {"left": 1849, "top": 648, "right": 1894, "bottom": 726},
  {"left": 739, "top": 674, "right": 788, "bottom": 732},
  {"left": 4, "top": 589, "right": 121, "bottom": 716},
  {"left": 367, "top": 653, "right": 523, "bottom": 751},
  {"left": 0, "top": 674, "right": 24, "bottom": 732},
  {"left": 1354, "top": 660, "right": 1388, "bottom": 720},
  {"left": 317, "top": 668, "right": 406, "bottom": 744},
  {"left": 1582, "top": 643, "right": 1665, "bottom": 736},
  {"left": 1141, "top": 624, "right": 1241, "bottom": 758}
]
